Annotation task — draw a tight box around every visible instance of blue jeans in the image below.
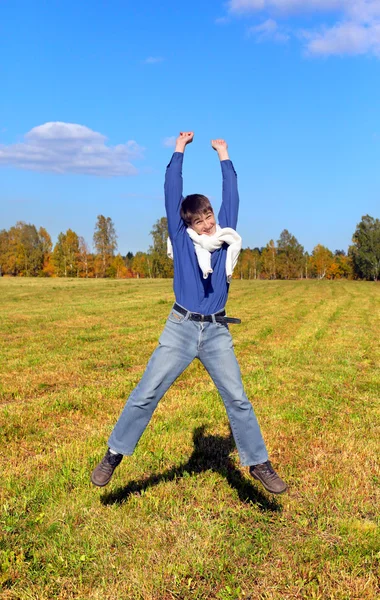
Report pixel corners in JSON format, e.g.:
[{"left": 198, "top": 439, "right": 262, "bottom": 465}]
[{"left": 108, "top": 305, "right": 268, "bottom": 466}]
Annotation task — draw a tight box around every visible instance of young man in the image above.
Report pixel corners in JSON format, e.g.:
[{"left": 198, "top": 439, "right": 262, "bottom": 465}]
[{"left": 91, "top": 132, "right": 287, "bottom": 495}]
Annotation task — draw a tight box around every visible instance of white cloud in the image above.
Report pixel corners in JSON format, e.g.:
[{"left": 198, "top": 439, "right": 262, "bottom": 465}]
[
  {"left": 304, "top": 20, "right": 380, "bottom": 56},
  {"left": 143, "top": 56, "right": 164, "bottom": 64},
  {"left": 228, "top": 0, "right": 265, "bottom": 12},
  {"left": 162, "top": 136, "right": 176, "bottom": 148},
  {"left": 248, "top": 18, "right": 289, "bottom": 42},
  {"left": 0, "top": 122, "right": 144, "bottom": 176},
  {"left": 226, "top": 0, "right": 380, "bottom": 56},
  {"left": 228, "top": 0, "right": 345, "bottom": 15}
]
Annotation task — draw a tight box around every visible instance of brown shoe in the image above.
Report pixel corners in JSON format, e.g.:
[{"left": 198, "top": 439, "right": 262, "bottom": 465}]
[
  {"left": 91, "top": 449, "right": 123, "bottom": 487},
  {"left": 249, "top": 460, "right": 287, "bottom": 494}
]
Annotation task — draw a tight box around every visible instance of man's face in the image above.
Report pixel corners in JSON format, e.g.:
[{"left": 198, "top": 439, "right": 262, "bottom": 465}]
[{"left": 190, "top": 211, "right": 216, "bottom": 236}]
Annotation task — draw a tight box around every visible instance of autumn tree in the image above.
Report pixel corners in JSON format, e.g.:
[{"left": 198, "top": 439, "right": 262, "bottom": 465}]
[
  {"left": 336, "top": 252, "right": 353, "bottom": 279},
  {"left": 93, "top": 215, "right": 117, "bottom": 277},
  {"left": 78, "top": 236, "right": 90, "bottom": 278},
  {"left": 311, "top": 244, "right": 333, "bottom": 279},
  {"left": 235, "top": 248, "right": 262, "bottom": 279},
  {"left": 303, "top": 251, "right": 311, "bottom": 279},
  {"left": 53, "top": 229, "right": 80, "bottom": 277},
  {"left": 261, "top": 240, "right": 277, "bottom": 280},
  {"left": 2, "top": 223, "right": 49, "bottom": 276},
  {"left": 38, "top": 227, "right": 53, "bottom": 276},
  {"left": 107, "top": 254, "right": 129, "bottom": 278},
  {"left": 132, "top": 252, "right": 151, "bottom": 278},
  {"left": 38, "top": 227, "right": 52, "bottom": 257},
  {"left": 0, "top": 229, "right": 9, "bottom": 276},
  {"left": 16, "top": 223, "right": 38, "bottom": 275},
  {"left": 1, "top": 226, "right": 22, "bottom": 275},
  {"left": 276, "top": 229, "right": 304, "bottom": 279},
  {"left": 326, "top": 251, "right": 353, "bottom": 280},
  {"left": 251, "top": 248, "right": 262, "bottom": 279},
  {"left": 349, "top": 215, "right": 380, "bottom": 281},
  {"left": 149, "top": 217, "right": 173, "bottom": 278},
  {"left": 124, "top": 251, "right": 134, "bottom": 271},
  {"left": 235, "top": 249, "right": 244, "bottom": 279}
]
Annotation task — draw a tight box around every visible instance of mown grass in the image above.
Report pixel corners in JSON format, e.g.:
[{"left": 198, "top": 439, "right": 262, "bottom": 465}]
[{"left": 0, "top": 278, "right": 379, "bottom": 600}]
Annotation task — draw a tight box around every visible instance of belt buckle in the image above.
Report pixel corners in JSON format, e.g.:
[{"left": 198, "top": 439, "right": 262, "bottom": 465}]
[{"left": 200, "top": 314, "right": 204, "bottom": 322}]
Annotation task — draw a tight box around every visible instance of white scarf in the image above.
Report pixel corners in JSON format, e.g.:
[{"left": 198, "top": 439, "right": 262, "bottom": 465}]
[{"left": 167, "top": 224, "right": 242, "bottom": 283}]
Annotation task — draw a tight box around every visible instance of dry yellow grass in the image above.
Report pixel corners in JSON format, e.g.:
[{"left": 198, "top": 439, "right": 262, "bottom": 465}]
[{"left": 0, "top": 278, "right": 379, "bottom": 599}]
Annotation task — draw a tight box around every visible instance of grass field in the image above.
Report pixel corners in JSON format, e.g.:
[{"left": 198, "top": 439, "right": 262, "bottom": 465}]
[{"left": 0, "top": 278, "right": 379, "bottom": 600}]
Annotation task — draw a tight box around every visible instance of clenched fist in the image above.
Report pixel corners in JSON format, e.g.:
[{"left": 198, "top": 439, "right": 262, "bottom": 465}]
[
  {"left": 211, "top": 139, "right": 229, "bottom": 161},
  {"left": 175, "top": 132, "right": 194, "bottom": 153}
]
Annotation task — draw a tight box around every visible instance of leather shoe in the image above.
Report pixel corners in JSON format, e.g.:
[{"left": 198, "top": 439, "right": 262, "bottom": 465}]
[
  {"left": 249, "top": 460, "right": 287, "bottom": 494},
  {"left": 91, "top": 449, "right": 123, "bottom": 487}
]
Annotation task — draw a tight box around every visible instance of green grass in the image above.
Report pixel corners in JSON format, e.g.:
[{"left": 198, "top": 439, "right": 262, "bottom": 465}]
[{"left": 0, "top": 278, "right": 379, "bottom": 599}]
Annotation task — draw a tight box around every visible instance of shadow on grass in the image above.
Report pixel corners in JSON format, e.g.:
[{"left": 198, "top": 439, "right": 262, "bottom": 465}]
[{"left": 100, "top": 425, "right": 281, "bottom": 512}]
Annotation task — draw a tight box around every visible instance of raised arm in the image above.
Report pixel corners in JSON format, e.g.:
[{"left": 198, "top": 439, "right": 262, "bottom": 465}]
[
  {"left": 164, "top": 132, "right": 194, "bottom": 239},
  {"left": 212, "top": 139, "right": 239, "bottom": 230}
]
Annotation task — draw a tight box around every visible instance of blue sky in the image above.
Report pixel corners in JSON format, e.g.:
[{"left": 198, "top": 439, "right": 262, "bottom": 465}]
[{"left": 1, "top": 0, "right": 379, "bottom": 254}]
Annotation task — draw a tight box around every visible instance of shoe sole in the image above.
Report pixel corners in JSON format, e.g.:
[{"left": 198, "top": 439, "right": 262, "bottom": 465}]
[
  {"left": 250, "top": 472, "right": 288, "bottom": 495},
  {"left": 91, "top": 472, "right": 112, "bottom": 487}
]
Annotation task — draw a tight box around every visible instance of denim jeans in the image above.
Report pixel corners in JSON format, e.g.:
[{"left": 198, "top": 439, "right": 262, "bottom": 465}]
[{"left": 108, "top": 305, "right": 268, "bottom": 466}]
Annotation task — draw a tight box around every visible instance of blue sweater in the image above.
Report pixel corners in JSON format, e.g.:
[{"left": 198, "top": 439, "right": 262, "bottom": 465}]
[{"left": 165, "top": 152, "right": 239, "bottom": 314}]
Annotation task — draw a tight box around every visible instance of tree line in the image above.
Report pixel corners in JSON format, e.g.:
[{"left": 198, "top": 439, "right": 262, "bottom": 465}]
[{"left": 0, "top": 214, "right": 379, "bottom": 281}]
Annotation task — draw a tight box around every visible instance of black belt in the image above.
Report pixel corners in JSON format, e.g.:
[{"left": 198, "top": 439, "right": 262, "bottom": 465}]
[{"left": 173, "top": 303, "right": 241, "bottom": 324}]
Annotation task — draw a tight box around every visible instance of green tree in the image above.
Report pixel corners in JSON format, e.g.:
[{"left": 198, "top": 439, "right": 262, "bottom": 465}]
[
  {"left": 276, "top": 229, "right": 304, "bottom": 279},
  {"left": 149, "top": 217, "right": 173, "bottom": 278},
  {"left": 93, "top": 215, "right": 118, "bottom": 277},
  {"left": 349, "top": 215, "right": 380, "bottom": 281}
]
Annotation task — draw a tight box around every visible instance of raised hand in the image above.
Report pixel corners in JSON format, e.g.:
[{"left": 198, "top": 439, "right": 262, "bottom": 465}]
[
  {"left": 175, "top": 132, "right": 194, "bottom": 153},
  {"left": 211, "top": 139, "right": 229, "bottom": 161}
]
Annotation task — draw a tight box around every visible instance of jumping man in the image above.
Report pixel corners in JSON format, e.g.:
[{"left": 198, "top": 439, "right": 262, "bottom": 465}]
[{"left": 91, "top": 132, "right": 287, "bottom": 495}]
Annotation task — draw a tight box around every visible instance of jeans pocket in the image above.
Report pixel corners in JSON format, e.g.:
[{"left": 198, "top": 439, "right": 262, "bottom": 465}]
[
  {"left": 215, "top": 320, "right": 229, "bottom": 330},
  {"left": 167, "top": 309, "right": 185, "bottom": 324}
]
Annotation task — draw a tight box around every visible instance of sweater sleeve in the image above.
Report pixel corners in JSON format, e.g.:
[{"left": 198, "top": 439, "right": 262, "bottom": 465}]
[
  {"left": 218, "top": 160, "right": 239, "bottom": 230},
  {"left": 165, "top": 152, "right": 185, "bottom": 239}
]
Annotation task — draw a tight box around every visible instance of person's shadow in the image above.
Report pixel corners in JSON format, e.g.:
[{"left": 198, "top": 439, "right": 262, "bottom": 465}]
[{"left": 100, "top": 425, "right": 281, "bottom": 512}]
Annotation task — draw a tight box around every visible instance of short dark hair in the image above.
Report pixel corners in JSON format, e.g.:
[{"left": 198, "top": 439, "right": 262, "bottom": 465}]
[{"left": 180, "top": 194, "right": 214, "bottom": 225}]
